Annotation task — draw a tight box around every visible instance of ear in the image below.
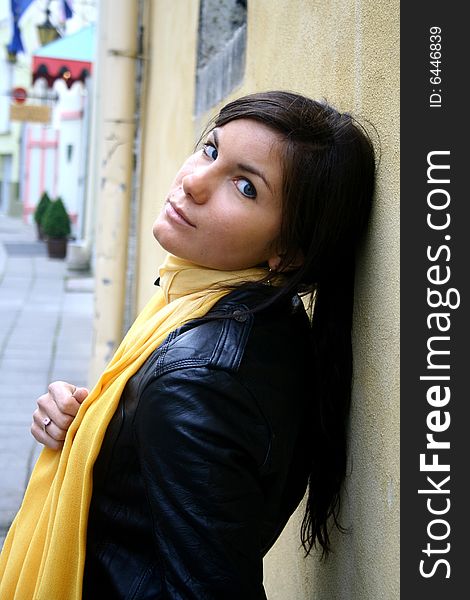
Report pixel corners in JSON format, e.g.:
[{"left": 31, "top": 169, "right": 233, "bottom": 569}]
[
  {"left": 267, "top": 254, "right": 282, "bottom": 271},
  {"left": 268, "top": 248, "right": 304, "bottom": 272}
]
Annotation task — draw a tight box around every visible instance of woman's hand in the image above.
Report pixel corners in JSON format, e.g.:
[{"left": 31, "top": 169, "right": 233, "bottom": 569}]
[{"left": 31, "top": 381, "right": 89, "bottom": 450}]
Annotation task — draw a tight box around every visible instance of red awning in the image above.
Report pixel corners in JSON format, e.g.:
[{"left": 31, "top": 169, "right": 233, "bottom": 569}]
[{"left": 32, "top": 55, "right": 92, "bottom": 88}]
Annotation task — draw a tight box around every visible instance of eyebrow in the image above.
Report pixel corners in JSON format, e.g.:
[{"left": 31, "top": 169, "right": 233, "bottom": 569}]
[{"left": 212, "top": 129, "right": 272, "bottom": 193}]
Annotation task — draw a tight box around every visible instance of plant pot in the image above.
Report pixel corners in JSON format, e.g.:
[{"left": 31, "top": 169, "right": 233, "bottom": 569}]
[
  {"left": 47, "top": 237, "right": 67, "bottom": 259},
  {"left": 36, "top": 222, "right": 45, "bottom": 241}
]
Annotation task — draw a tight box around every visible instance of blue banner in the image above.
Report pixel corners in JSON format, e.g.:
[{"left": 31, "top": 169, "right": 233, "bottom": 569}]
[
  {"left": 63, "top": 1, "right": 73, "bottom": 20},
  {"left": 12, "top": 0, "right": 35, "bottom": 15},
  {"left": 7, "top": 0, "right": 35, "bottom": 54}
]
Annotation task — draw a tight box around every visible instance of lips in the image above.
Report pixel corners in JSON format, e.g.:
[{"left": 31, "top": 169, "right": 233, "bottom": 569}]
[{"left": 166, "top": 200, "right": 196, "bottom": 227}]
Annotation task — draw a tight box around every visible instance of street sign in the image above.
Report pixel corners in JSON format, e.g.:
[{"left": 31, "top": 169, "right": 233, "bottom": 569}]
[
  {"left": 10, "top": 104, "right": 51, "bottom": 123},
  {"left": 12, "top": 87, "right": 28, "bottom": 104}
]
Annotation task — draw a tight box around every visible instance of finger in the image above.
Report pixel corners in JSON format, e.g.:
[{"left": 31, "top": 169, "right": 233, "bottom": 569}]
[
  {"left": 47, "top": 381, "right": 84, "bottom": 418},
  {"left": 31, "top": 412, "right": 64, "bottom": 451},
  {"left": 55, "top": 392, "right": 84, "bottom": 418},
  {"left": 33, "top": 410, "right": 68, "bottom": 441},
  {"left": 72, "top": 387, "right": 89, "bottom": 404},
  {"left": 37, "top": 394, "right": 74, "bottom": 431},
  {"left": 48, "top": 380, "right": 76, "bottom": 397},
  {"left": 42, "top": 417, "right": 67, "bottom": 442}
]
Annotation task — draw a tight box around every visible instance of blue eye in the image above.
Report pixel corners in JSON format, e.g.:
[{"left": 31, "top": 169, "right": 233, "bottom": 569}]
[
  {"left": 235, "top": 178, "right": 257, "bottom": 199},
  {"left": 203, "top": 143, "right": 218, "bottom": 160}
]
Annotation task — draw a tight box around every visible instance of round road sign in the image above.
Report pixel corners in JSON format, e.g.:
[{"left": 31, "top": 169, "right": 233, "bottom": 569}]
[{"left": 12, "top": 87, "right": 27, "bottom": 104}]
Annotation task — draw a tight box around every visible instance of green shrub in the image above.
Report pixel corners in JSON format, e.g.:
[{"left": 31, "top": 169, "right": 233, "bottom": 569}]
[
  {"left": 34, "top": 191, "right": 52, "bottom": 225},
  {"left": 42, "top": 197, "right": 71, "bottom": 239}
]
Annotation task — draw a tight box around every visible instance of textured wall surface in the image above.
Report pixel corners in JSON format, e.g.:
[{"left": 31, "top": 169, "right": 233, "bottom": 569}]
[
  {"left": 136, "top": 1, "right": 400, "bottom": 598},
  {"left": 89, "top": 0, "right": 139, "bottom": 384},
  {"left": 136, "top": 0, "right": 200, "bottom": 307}
]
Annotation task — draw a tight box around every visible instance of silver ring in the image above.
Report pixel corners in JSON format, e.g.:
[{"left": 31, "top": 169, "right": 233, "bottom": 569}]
[{"left": 42, "top": 416, "right": 52, "bottom": 433}]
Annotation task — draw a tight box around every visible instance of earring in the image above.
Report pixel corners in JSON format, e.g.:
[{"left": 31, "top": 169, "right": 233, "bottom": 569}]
[{"left": 266, "top": 267, "right": 272, "bottom": 286}]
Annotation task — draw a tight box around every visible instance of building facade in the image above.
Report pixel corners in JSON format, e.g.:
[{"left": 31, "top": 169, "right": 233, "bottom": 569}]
[{"left": 0, "top": 0, "right": 96, "bottom": 236}]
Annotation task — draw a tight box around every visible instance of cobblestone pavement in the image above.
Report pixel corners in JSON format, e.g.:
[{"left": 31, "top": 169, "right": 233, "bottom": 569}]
[{"left": 0, "top": 215, "right": 94, "bottom": 547}]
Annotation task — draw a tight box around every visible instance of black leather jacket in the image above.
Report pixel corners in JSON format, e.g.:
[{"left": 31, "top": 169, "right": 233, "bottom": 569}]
[{"left": 83, "top": 286, "right": 312, "bottom": 599}]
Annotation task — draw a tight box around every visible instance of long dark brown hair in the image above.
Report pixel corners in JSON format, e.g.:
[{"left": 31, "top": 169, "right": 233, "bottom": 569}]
[{"left": 211, "top": 91, "right": 376, "bottom": 557}]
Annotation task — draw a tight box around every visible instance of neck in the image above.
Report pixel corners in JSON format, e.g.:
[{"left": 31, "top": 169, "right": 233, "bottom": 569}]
[{"left": 158, "top": 254, "right": 267, "bottom": 303}]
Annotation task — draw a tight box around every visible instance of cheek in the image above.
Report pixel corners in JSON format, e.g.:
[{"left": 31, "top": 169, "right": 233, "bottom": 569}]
[
  {"left": 177, "top": 155, "right": 200, "bottom": 178},
  {"left": 240, "top": 208, "right": 281, "bottom": 241},
  {"left": 213, "top": 213, "right": 280, "bottom": 252},
  {"left": 168, "top": 172, "right": 183, "bottom": 192},
  {"left": 167, "top": 155, "right": 199, "bottom": 190}
]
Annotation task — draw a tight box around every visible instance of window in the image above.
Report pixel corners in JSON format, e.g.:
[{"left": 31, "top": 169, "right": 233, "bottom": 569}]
[{"left": 66, "top": 144, "right": 73, "bottom": 162}]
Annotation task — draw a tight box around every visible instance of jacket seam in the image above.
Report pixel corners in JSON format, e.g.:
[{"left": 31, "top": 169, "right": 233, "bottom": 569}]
[
  {"left": 153, "top": 302, "right": 253, "bottom": 377},
  {"left": 154, "top": 357, "right": 214, "bottom": 377},
  {"left": 154, "top": 329, "right": 178, "bottom": 377}
]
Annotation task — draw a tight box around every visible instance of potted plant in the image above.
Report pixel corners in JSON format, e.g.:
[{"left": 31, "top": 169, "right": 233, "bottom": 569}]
[
  {"left": 42, "top": 197, "right": 72, "bottom": 259},
  {"left": 33, "top": 191, "right": 52, "bottom": 240}
]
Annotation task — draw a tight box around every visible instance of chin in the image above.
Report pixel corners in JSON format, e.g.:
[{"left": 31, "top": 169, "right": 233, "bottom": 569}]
[
  {"left": 153, "top": 232, "right": 172, "bottom": 255},
  {"left": 152, "top": 222, "right": 185, "bottom": 261},
  {"left": 152, "top": 221, "right": 160, "bottom": 242},
  {"left": 152, "top": 216, "right": 170, "bottom": 245}
]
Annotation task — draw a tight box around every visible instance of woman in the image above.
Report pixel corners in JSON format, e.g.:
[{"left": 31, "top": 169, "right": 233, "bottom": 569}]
[{"left": 0, "top": 91, "right": 375, "bottom": 599}]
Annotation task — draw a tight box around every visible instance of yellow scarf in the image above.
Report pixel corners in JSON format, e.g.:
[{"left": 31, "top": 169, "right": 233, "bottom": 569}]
[{"left": 0, "top": 254, "right": 265, "bottom": 600}]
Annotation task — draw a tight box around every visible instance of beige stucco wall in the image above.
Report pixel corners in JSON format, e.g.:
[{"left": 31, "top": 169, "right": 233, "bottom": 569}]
[{"left": 94, "top": 0, "right": 399, "bottom": 597}]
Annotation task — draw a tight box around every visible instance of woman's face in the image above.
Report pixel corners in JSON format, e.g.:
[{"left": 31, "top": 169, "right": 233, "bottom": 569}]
[{"left": 153, "top": 118, "right": 284, "bottom": 271}]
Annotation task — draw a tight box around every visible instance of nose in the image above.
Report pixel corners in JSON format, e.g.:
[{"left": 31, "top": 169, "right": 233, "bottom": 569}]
[{"left": 181, "top": 165, "right": 212, "bottom": 205}]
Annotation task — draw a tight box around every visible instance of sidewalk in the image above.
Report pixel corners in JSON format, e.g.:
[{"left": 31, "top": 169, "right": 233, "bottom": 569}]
[{"left": 0, "top": 215, "right": 94, "bottom": 547}]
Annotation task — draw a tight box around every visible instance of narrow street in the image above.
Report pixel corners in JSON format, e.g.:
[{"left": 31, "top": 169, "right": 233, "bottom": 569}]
[{"left": 0, "top": 215, "right": 94, "bottom": 546}]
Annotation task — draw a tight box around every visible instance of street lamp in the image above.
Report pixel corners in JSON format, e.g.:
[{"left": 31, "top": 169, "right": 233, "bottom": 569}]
[
  {"left": 5, "top": 46, "right": 18, "bottom": 64},
  {"left": 37, "top": 6, "right": 61, "bottom": 46}
]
